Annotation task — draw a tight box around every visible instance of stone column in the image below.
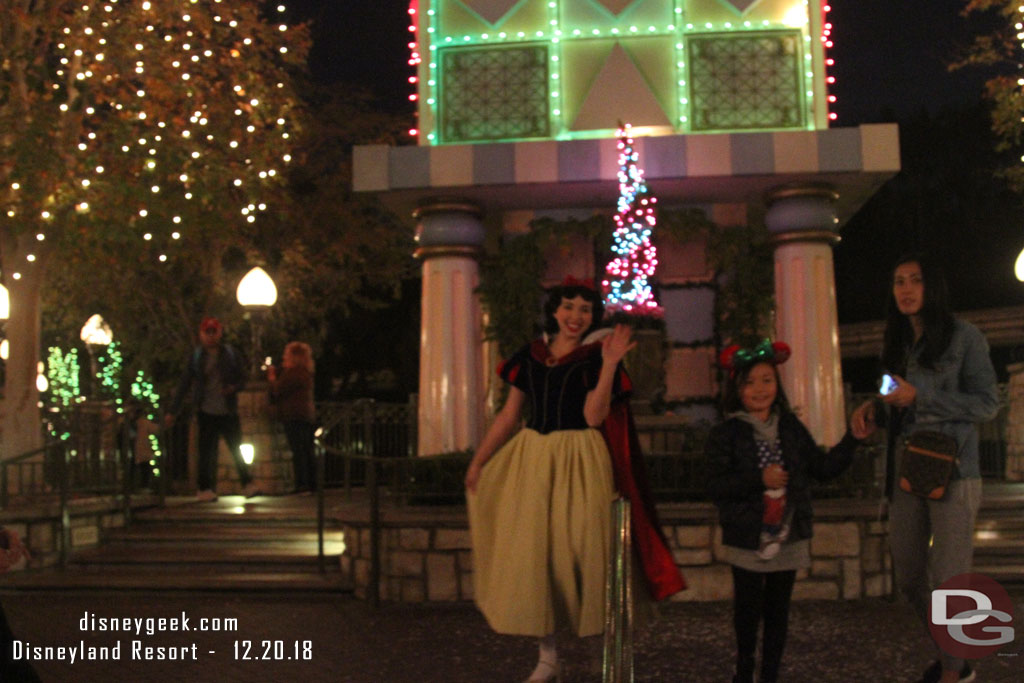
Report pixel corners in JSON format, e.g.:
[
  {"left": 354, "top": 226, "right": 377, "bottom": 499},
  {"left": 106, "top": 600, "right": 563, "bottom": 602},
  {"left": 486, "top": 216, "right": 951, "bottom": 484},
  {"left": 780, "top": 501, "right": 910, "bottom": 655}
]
[
  {"left": 413, "top": 200, "right": 485, "bottom": 457},
  {"left": 765, "top": 184, "right": 845, "bottom": 445},
  {"left": 1005, "top": 362, "right": 1024, "bottom": 481}
]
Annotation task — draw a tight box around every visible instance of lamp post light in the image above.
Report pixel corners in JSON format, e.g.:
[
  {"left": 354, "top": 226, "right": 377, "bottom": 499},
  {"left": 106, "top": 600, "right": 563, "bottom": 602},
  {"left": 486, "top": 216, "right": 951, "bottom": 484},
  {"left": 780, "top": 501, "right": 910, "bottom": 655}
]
[
  {"left": 80, "top": 314, "right": 113, "bottom": 397},
  {"left": 0, "top": 282, "right": 8, "bottom": 363},
  {"left": 236, "top": 266, "right": 277, "bottom": 380},
  {"left": 1015, "top": 244, "right": 1024, "bottom": 282}
]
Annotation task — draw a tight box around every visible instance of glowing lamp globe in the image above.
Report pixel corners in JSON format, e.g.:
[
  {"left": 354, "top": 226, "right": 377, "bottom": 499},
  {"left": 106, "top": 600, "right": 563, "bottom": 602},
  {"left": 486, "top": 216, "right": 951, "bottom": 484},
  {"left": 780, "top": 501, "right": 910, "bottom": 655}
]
[
  {"left": 80, "top": 314, "right": 113, "bottom": 346},
  {"left": 0, "top": 283, "right": 9, "bottom": 321},
  {"left": 1015, "top": 246, "right": 1024, "bottom": 282},
  {"left": 236, "top": 267, "right": 277, "bottom": 309}
]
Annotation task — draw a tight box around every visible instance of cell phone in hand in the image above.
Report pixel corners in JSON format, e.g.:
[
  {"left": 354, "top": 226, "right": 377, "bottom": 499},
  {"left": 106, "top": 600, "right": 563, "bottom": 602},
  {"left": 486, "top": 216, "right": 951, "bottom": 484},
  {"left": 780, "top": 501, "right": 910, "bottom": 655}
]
[{"left": 879, "top": 374, "right": 898, "bottom": 395}]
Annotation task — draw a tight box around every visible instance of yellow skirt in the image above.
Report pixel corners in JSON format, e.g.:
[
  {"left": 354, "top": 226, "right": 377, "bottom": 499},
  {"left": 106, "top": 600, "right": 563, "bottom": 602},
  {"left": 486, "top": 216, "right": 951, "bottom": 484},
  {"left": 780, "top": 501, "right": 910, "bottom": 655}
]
[{"left": 467, "top": 428, "right": 615, "bottom": 637}]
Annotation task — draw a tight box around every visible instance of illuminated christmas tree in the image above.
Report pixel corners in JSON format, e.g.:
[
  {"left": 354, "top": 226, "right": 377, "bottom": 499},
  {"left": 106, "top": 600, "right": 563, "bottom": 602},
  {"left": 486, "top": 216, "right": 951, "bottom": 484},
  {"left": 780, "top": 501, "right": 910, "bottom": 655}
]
[
  {"left": 0, "top": 1, "right": 309, "bottom": 455},
  {"left": 602, "top": 123, "right": 662, "bottom": 316}
]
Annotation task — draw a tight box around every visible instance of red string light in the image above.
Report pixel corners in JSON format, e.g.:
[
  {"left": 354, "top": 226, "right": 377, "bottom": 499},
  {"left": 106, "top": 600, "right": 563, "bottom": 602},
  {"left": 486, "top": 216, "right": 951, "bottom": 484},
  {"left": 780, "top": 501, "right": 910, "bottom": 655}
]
[{"left": 407, "top": 1, "right": 420, "bottom": 137}]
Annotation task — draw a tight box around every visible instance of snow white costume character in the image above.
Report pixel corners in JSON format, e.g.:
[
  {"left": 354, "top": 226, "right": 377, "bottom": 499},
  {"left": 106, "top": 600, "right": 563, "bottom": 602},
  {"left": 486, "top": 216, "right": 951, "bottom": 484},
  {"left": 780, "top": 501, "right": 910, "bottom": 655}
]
[{"left": 465, "top": 279, "right": 685, "bottom": 682}]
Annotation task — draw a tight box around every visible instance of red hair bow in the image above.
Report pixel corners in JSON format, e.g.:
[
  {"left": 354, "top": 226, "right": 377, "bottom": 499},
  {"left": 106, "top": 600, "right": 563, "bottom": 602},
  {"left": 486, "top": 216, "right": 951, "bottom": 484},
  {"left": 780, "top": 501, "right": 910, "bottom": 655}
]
[{"left": 561, "top": 275, "right": 596, "bottom": 291}]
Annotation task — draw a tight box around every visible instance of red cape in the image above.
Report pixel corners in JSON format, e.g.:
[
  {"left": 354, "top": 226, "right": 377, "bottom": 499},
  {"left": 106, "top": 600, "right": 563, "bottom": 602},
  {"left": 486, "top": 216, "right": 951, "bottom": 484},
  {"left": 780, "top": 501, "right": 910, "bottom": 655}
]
[{"left": 601, "top": 401, "right": 687, "bottom": 601}]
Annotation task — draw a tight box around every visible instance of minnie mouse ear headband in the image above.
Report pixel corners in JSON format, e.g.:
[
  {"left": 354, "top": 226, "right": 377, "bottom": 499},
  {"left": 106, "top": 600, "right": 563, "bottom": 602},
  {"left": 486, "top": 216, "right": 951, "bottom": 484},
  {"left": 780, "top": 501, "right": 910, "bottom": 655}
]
[{"left": 719, "top": 339, "right": 791, "bottom": 376}]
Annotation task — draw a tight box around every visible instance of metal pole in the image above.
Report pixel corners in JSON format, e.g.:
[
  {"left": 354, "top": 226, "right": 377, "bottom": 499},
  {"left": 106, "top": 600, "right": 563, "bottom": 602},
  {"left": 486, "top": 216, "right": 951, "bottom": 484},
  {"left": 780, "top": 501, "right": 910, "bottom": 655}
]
[
  {"left": 316, "top": 439, "right": 326, "bottom": 574},
  {"left": 368, "top": 452, "right": 381, "bottom": 608},
  {"left": 603, "top": 497, "right": 634, "bottom": 683},
  {"left": 59, "top": 443, "right": 71, "bottom": 568}
]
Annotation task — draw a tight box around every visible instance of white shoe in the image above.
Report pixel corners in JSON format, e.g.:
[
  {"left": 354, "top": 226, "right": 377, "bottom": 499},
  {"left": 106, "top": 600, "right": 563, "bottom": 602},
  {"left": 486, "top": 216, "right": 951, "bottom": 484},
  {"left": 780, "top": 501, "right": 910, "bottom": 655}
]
[{"left": 196, "top": 489, "right": 218, "bottom": 502}]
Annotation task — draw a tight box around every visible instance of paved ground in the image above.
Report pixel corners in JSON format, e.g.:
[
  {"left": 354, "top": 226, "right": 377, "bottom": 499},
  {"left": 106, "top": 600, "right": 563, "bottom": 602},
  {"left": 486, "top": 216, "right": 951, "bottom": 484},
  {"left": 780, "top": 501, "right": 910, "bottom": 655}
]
[{"left": 1, "top": 590, "right": 1021, "bottom": 682}]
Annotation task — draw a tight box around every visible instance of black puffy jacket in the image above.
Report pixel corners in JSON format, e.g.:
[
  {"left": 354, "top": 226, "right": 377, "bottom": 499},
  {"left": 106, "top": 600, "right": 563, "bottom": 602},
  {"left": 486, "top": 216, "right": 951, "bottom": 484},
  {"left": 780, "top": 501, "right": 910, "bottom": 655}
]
[{"left": 705, "top": 412, "right": 861, "bottom": 550}]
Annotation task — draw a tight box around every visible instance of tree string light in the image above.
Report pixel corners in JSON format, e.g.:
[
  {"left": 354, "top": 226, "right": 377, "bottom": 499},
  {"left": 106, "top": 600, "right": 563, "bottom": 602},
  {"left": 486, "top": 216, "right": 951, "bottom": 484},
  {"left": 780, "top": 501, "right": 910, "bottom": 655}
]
[
  {"left": 2, "top": 1, "right": 306, "bottom": 265},
  {"left": 602, "top": 123, "right": 662, "bottom": 315}
]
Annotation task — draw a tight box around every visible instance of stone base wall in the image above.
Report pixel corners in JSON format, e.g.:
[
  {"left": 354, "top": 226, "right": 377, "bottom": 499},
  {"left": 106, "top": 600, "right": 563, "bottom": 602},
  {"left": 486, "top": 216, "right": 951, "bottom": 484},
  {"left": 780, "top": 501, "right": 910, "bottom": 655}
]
[
  {"left": 339, "top": 523, "right": 472, "bottom": 602},
  {"left": 0, "top": 496, "right": 156, "bottom": 570},
  {"left": 339, "top": 503, "right": 892, "bottom": 603}
]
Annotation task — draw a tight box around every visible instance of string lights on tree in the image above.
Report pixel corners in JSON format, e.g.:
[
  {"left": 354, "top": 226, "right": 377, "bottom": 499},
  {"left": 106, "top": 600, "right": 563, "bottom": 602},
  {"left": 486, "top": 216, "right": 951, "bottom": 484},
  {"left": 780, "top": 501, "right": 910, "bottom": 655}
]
[
  {"left": 1, "top": 0, "right": 307, "bottom": 267},
  {"left": 602, "top": 123, "right": 662, "bottom": 316}
]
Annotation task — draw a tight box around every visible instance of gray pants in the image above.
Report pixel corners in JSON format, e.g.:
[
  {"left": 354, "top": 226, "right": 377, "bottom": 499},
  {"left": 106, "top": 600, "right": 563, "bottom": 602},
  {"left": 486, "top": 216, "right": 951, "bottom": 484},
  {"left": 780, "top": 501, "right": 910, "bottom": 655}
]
[{"left": 888, "top": 478, "right": 982, "bottom": 675}]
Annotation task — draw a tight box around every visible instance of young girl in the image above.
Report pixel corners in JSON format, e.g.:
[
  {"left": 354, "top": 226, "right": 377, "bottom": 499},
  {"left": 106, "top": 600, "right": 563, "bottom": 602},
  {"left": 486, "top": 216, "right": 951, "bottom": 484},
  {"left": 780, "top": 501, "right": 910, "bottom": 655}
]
[
  {"left": 466, "top": 280, "right": 684, "bottom": 682},
  {"left": 707, "top": 340, "right": 874, "bottom": 683},
  {"left": 851, "top": 254, "right": 997, "bottom": 683}
]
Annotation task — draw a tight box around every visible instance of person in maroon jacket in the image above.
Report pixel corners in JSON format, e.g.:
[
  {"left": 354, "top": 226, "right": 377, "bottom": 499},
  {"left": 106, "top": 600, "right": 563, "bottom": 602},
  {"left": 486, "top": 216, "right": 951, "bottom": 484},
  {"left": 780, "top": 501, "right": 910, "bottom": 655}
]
[{"left": 267, "top": 341, "right": 316, "bottom": 494}]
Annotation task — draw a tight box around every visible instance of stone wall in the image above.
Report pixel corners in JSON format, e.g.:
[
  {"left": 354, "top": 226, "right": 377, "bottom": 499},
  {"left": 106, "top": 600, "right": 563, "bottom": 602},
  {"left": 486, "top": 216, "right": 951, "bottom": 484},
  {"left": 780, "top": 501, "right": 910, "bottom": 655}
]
[
  {"left": 339, "top": 500, "right": 892, "bottom": 603},
  {"left": 0, "top": 496, "right": 157, "bottom": 569}
]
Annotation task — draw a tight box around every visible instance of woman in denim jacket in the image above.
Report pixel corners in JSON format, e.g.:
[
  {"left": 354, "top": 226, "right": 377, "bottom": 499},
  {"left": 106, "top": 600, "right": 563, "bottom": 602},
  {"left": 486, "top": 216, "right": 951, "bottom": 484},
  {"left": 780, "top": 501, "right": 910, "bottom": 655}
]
[{"left": 851, "top": 254, "right": 998, "bottom": 683}]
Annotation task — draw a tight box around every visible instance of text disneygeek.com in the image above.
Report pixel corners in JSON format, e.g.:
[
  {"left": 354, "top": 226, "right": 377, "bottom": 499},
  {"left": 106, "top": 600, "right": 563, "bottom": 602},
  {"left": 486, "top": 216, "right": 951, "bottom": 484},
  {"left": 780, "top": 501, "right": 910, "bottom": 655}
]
[{"left": 12, "top": 611, "right": 314, "bottom": 663}]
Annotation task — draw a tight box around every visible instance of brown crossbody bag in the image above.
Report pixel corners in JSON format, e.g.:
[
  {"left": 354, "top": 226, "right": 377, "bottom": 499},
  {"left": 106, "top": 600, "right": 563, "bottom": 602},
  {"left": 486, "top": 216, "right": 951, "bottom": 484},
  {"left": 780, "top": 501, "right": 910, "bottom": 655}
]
[{"left": 898, "top": 430, "right": 958, "bottom": 500}]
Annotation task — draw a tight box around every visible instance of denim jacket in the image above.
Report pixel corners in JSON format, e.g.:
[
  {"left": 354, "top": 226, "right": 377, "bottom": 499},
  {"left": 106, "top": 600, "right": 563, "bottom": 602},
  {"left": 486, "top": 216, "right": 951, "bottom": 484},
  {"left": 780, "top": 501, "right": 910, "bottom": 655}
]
[{"left": 895, "top": 318, "right": 998, "bottom": 479}]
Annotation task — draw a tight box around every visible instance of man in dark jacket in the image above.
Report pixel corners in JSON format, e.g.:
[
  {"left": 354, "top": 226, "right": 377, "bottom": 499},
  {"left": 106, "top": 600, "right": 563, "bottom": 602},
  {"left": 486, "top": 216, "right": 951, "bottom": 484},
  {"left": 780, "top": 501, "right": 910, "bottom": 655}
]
[{"left": 165, "top": 317, "right": 257, "bottom": 500}]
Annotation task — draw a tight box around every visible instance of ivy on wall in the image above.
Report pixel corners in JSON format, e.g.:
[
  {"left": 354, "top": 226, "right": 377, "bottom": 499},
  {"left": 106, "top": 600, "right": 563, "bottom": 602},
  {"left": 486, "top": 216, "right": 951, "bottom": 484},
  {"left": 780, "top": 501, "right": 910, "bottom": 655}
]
[{"left": 476, "top": 208, "right": 775, "bottom": 357}]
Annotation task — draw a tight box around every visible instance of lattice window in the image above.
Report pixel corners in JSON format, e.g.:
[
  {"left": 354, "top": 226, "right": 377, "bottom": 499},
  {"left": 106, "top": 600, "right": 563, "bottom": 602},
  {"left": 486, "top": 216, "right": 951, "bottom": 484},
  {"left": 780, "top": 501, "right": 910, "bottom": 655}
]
[
  {"left": 440, "top": 45, "right": 550, "bottom": 143},
  {"left": 687, "top": 32, "right": 804, "bottom": 132}
]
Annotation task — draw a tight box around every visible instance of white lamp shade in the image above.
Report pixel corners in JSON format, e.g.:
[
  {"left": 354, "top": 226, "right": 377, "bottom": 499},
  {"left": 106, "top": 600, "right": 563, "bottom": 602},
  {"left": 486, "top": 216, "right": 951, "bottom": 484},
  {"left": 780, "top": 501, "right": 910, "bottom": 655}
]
[
  {"left": 0, "top": 283, "right": 9, "bottom": 321},
  {"left": 236, "top": 267, "right": 277, "bottom": 308},
  {"left": 80, "top": 314, "right": 113, "bottom": 345},
  {"left": 0, "top": 339, "right": 7, "bottom": 361},
  {"left": 1016, "top": 245, "right": 1024, "bottom": 283},
  {"left": 36, "top": 361, "right": 48, "bottom": 392}
]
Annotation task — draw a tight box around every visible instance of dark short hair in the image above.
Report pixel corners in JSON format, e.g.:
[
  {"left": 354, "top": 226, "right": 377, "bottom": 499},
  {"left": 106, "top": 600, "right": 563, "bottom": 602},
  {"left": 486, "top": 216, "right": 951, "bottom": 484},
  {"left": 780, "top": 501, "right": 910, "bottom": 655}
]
[
  {"left": 721, "top": 361, "right": 791, "bottom": 415},
  {"left": 542, "top": 284, "right": 604, "bottom": 337}
]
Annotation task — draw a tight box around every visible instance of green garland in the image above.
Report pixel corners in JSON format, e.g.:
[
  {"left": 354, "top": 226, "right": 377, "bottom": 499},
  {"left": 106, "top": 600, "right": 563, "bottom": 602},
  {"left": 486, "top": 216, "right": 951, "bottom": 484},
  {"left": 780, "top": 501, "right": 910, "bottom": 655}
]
[{"left": 476, "top": 208, "right": 774, "bottom": 357}]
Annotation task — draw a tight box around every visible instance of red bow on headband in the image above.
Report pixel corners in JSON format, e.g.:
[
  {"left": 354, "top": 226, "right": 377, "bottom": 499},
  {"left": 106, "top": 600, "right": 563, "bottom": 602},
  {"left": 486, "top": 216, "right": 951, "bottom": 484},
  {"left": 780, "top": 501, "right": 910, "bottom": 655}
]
[{"left": 562, "top": 275, "right": 596, "bottom": 290}]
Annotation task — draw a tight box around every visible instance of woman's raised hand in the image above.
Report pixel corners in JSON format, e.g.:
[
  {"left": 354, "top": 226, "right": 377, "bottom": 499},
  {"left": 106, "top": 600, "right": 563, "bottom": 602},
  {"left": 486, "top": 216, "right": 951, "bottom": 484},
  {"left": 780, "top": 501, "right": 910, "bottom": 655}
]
[{"left": 601, "top": 324, "right": 636, "bottom": 365}]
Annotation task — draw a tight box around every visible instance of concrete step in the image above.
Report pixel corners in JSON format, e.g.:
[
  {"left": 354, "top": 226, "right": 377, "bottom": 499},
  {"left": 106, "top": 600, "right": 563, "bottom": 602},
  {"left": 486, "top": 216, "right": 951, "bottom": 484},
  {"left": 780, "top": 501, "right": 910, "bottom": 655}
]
[
  {"left": 0, "top": 567, "right": 351, "bottom": 592},
  {"left": 971, "top": 564, "right": 1024, "bottom": 585},
  {"left": 103, "top": 524, "right": 343, "bottom": 545},
  {"left": 69, "top": 543, "right": 342, "bottom": 567}
]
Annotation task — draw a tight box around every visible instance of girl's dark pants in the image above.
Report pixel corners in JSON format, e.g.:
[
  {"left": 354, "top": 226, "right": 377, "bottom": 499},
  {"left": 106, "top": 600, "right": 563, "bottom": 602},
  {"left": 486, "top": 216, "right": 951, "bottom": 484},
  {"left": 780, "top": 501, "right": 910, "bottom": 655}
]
[{"left": 731, "top": 565, "right": 796, "bottom": 683}]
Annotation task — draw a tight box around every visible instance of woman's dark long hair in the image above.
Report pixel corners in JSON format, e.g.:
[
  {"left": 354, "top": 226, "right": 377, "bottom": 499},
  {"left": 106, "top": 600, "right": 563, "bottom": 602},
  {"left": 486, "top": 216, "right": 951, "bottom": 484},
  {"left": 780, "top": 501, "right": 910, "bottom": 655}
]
[
  {"left": 881, "top": 252, "right": 955, "bottom": 373},
  {"left": 721, "top": 361, "right": 792, "bottom": 416},
  {"left": 542, "top": 284, "right": 604, "bottom": 338}
]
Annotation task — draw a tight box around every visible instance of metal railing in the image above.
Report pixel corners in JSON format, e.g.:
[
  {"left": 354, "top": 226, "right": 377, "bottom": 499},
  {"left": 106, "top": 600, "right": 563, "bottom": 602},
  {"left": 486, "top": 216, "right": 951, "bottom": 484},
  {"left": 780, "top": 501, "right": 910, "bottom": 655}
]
[
  {"left": 603, "top": 497, "right": 634, "bottom": 683},
  {"left": 1, "top": 405, "right": 164, "bottom": 566}
]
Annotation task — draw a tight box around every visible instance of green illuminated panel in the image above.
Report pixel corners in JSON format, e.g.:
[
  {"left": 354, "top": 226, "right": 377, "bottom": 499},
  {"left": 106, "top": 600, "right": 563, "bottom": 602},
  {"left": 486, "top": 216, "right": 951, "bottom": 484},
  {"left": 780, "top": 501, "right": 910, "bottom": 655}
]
[
  {"left": 440, "top": 44, "right": 551, "bottom": 143},
  {"left": 687, "top": 31, "right": 804, "bottom": 131}
]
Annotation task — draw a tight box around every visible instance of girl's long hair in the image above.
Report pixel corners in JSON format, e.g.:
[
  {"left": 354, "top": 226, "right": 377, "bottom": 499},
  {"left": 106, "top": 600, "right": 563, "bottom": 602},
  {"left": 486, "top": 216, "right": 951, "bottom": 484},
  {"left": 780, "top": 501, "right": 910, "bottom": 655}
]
[
  {"left": 721, "top": 361, "right": 792, "bottom": 416},
  {"left": 283, "top": 341, "right": 315, "bottom": 373},
  {"left": 881, "top": 253, "right": 954, "bottom": 373}
]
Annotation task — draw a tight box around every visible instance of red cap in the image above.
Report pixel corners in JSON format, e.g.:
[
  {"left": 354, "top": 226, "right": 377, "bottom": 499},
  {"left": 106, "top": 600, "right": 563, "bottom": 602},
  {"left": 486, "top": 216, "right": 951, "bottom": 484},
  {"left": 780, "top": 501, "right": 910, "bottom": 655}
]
[{"left": 199, "top": 316, "right": 222, "bottom": 333}]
